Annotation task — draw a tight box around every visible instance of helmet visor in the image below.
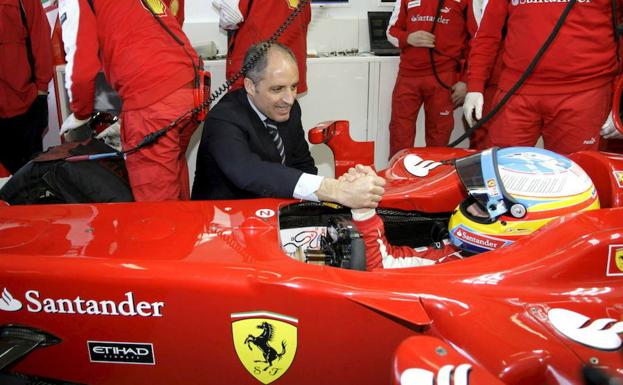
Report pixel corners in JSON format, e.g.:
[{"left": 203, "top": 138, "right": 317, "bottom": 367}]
[{"left": 454, "top": 148, "right": 509, "bottom": 220}]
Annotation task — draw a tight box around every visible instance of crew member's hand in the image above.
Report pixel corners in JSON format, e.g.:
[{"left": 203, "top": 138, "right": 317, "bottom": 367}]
[
  {"left": 451, "top": 81, "right": 467, "bottom": 108},
  {"left": 601, "top": 112, "right": 623, "bottom": 139},
  {"left": 96, "top": 121, "right": 122, "bottom": 151},
  {"left": 407, "top": 31, "right": 435, "bottom": 48},
  {"left": 213, "top": 0, "right": 244, "bottom": 30},
  {"left": 60, "top": 113, "right": 91, "bottom": 136},
  {"left": 463, "top": 92, "right": 484, "bottom": 127}
]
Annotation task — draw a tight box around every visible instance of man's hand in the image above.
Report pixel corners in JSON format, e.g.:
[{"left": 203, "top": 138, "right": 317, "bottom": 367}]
[
  {"left": 213, "top": 0, "right": 244, "bottom": 30},
  {"left": 463, "top": 92, "right": 484, "bottom": 127},
  {"left": 601, "top": 112, "right": 623, "bottom": 140},
  {"left": 317, "top": 164, "right": 385, "bottom": 209},
  {"left": 407, "top": 31, "right": 435, "bottom": 48},
  {"left": 451, "top": 81, "right": 467, "bottom": 108},
  {"left": 60, "top": 113, "right": 91, "bottom": 137},
  {"left": 96, "top": 121, "right": 122, "bottom": 151}
]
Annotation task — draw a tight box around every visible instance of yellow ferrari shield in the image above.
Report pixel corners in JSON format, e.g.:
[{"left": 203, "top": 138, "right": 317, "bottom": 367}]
[
  {"left": 616, "top": 248, "right": 623, "bottom": 272},
  {"left": 142, "top": 0, "right": 167, "bottom": 15},
  {"left": 615, "top": 171, "right": 623, "bottom": 188},
  {"left": 286, "top": 0, "right": 300, "bottom": 9},
  {"left": 231, "top": 312, "right": 298, "bottom": 384}
]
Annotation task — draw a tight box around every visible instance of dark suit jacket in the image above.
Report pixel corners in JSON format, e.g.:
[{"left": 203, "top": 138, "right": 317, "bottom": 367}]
[{"left": 191, "top": 88, "right": 317, "bottom": 200}]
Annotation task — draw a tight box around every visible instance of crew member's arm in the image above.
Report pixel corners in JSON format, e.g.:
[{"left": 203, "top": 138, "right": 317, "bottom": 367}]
[
  {"left": 58, "top": 0, "right": 100, "bottom": 120},
  {"left": 26, "top": 0, "right": 53, "bottom": 95},
  {"left": 387, "top": 0, "right": 435, "bottom": 49}
]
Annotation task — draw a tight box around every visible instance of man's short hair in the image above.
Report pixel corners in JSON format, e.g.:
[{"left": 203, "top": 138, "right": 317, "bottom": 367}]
[{"left": 243, "top": 42, "right": 297, "bottom": 85}]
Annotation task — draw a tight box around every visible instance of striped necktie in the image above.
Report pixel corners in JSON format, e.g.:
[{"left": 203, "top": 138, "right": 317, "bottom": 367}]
[{"left": 265, "top": 119, "right": 286, "bottom": 164}]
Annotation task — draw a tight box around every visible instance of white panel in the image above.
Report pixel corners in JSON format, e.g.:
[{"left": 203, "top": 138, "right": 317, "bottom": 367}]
[{"left": 299, "top": 57, "right": 370, "bottom": 178}]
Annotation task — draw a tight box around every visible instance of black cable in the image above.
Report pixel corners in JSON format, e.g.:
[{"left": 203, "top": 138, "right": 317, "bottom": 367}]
[
  {"left": 448, "top": 0, "right": 577, "bottom": 147},
  {"left": 429, "top": 0, "right": 453, "bottom": 90}
]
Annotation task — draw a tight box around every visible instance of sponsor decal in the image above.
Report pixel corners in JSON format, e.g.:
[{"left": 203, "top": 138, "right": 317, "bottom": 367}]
[
  {"left": 439, "top": 110, "right": 450, "bottom": 116},
  {"left": 607, "top": 245, "right": 623, "bottom": 276},
  {"left": 141, "top": 0, "right": 167, "bottom": 15},
  {"left": 407, "top": 0, "right": 421, "bottom": 8},
  {"left": 411, "top": 15, "right": 450, "bottom": 24},
  {"left": 256, "top": 209, "right": 275, "bottom": 219},
  {"left": 0, "top": 288, "right": 22, "bottom": 311},
  {"left": 401, "top": 364, "right": 472, "bottom": 385},
  {"left": 0, "top": 288, "right": 164, "bottom": 317},
  {"left": 403, "top": 154, "right": 443, "bottom": 177},
  {"left": 548, "top": 308, "right": 623, "bottom": 350},
  {"left": 440, "top": 6, "right": 451, "bottom": 12},
  {"left": 453, "top": 227, "right": 505, "bottom": 250},
  {"left": 511, "top": 0, "right": 591, "bottom": 6},
  {"left": 88, "top": 341, "right": 155, "bottom": 365},
  {"left": 614, "top": 171, "right": 623, "bottom": 188},
  {"left": 231, "top": 311, "right": 298, "bottom": 384}
]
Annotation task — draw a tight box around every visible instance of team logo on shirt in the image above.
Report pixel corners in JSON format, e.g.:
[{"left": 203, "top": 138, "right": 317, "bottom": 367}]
[
  {"left": 141, "top": 0, "right": 167, "bottom": 16},
  {"left": 408, "top": 0, "right": 421, "bottom": 8},
  {"left": 286, "top": 0, "right": 300, "bottom": 9}
]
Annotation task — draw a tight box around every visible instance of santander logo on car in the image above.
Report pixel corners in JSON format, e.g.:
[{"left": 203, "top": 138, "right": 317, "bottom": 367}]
[
  {"left": 0, "top": 288, "right": 23, "bottom": 312},
  {"left": 0, "top": 287, "right": 164, "bottom": 317}
]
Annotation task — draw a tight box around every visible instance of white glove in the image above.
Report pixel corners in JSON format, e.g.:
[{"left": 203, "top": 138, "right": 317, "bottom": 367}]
[
  {"left": 60, "top": 113, "right": 91, "bottom": 136},
  {"left": 463, "top": 92, "right": 484, "bottom": 127},
  {"left": 600, "top": 111, "right": 623, "bottom": 140},
  {"left": 95, "top": 121, "right": 122, "bottom": 151},
  {"left": 212, "top": 0, "right": 244, "bottom": 30}
]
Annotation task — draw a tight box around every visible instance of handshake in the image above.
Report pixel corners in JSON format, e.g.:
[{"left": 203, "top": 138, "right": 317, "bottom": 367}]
[{"left": 316, "top": 164, "right": 386, "bottom": 209}]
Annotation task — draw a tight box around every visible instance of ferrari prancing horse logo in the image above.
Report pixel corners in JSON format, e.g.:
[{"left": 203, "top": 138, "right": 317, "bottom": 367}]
[{"left": 232, "top": 312, "right": 298, "bottom": 384}]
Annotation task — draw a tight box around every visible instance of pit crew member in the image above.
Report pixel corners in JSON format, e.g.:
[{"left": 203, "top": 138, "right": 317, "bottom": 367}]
[
  {"left": 463, "top": 0, "right": 621, "bottom": 154},
  {"left": 58, "top": 0, "right": 200, "bottom": 201},
  {"left": 213, "top": 0, "right": 311, "bottom": 93},
  {"left": 0, "top": 0, "right": 53, "bottom": 174},
  {"left": 386, "top": 0, "right": 478, "bottom": 157}
]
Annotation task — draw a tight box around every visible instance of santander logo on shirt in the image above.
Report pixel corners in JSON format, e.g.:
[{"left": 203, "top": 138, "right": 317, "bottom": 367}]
[{"left": 511, "top": 0, "right": 590, "bottom": 6}]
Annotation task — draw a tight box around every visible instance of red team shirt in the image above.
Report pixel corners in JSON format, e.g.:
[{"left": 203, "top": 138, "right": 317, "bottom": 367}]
[
  {"left": 0, "top": 0, "right": 53, "bottom": 118},
  {"left": 58, "top": 0, "right": 198, "bottom": 119},
  {"left": 387, "top": 0, "right": 480, "bottom": 78},
  {"left": 468, "top": 0, "right": 621, "bottom": 95},
  {"left": 226, "top": 0, "right": 311, "bottom": 93}
]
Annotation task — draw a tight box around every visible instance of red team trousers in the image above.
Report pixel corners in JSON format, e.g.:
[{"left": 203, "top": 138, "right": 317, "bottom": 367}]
[
  {"left": 487, "top": 83, "right": 612, "bottom": 154},
  {"left": 121, "top": 87, "right": 197, "bottom": 201},
  {"left": 389, "top": 71, "right": 456, "bottom": 158}
]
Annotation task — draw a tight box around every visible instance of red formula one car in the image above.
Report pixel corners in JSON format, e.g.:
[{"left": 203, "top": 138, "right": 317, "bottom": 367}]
[{"left": 0, "top": 121, "right": 622, "bottom": 385}]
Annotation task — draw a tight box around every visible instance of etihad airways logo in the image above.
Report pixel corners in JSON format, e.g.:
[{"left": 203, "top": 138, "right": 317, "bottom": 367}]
[
  {"left": 0, "top": 288, "right": 164, "bottom": 317},
  {"left": 511, "top": 0, "right": 590, "bottom": 5},
  {"left": 453, "top": 227, "right": 506, "bottom": 250}
]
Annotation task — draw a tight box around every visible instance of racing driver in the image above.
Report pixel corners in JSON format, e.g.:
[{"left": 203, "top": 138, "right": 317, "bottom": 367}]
[{"left": 345, "top": 147, "right": 600, "bottom": 270}]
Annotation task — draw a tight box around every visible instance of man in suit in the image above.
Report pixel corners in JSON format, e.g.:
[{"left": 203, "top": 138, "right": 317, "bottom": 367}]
[{"left": 192, "top": 43, "right": 385, "bottom": 208}]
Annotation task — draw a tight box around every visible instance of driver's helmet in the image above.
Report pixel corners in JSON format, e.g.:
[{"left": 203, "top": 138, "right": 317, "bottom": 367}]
[{"left": 448, "top": 147, "right": 600, "bottom": 254}]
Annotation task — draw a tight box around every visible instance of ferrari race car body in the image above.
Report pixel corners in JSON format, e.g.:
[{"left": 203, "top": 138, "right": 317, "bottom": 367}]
[{"left": 0, "top": 121, "right": 623, "bottom": 385}]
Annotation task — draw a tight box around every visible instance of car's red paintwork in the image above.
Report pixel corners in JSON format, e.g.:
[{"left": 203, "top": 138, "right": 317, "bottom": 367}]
[{"left": 0, "top": 121, "right": 622, "bottom": 385}]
